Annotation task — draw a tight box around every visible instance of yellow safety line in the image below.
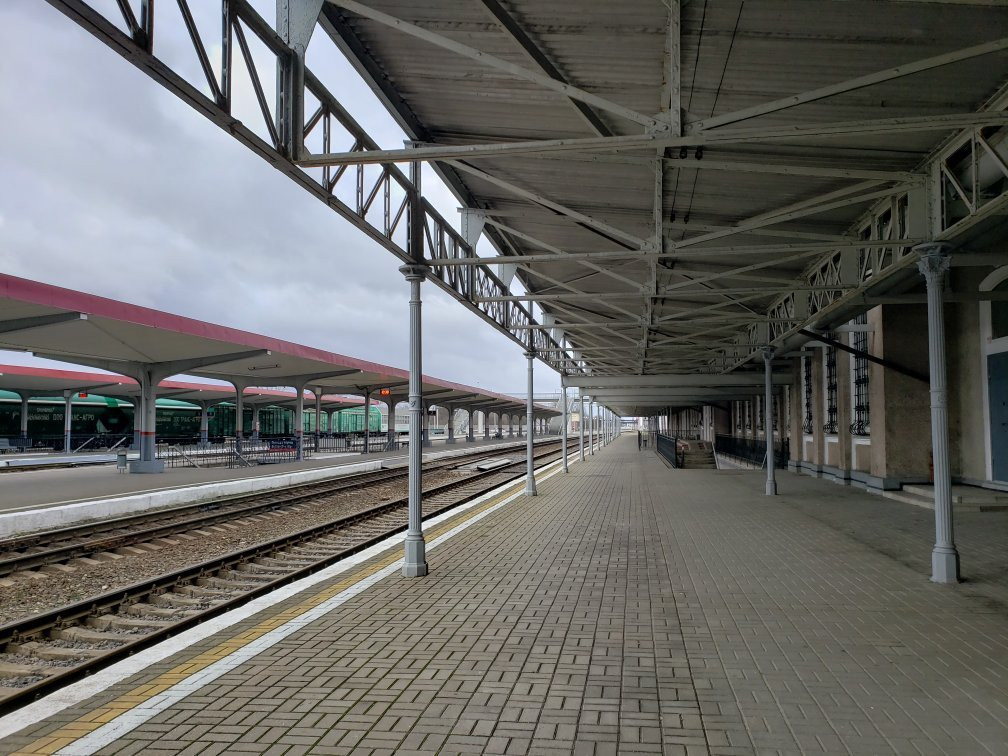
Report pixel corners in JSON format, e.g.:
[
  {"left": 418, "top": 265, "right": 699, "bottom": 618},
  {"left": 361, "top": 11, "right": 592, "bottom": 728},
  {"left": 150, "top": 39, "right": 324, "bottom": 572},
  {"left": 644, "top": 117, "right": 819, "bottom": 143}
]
[{"left": 12, "top": 468, "right": 547, "bottom": 756}]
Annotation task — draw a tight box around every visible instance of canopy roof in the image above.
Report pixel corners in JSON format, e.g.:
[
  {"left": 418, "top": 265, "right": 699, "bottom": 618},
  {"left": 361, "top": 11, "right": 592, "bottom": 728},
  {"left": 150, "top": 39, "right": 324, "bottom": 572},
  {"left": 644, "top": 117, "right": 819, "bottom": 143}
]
[
  {"left": 38, "top": 1, "right": 1008, "bottom": 416},
  {"left": 321, "top": 0, "right": 1008, "bottom": 412},
  {"left": 0, "top": 275, "right": 557, "bottom": 417},
  {"left": 0, "top": 364, "right": 368, "bottom": 411}
]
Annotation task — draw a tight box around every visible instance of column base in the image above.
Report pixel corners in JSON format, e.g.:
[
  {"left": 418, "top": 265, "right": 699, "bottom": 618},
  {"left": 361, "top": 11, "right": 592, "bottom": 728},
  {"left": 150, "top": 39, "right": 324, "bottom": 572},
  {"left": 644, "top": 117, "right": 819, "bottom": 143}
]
[
  {"left": 446, "top": 438, "right": 457, "bottom": 444},
  {"left": 931, "top": 546, "right": 960, "bottom": 584},
  {"left": 402, "top": 534, "right": 428, "bottom": 577},
  {"left": 129, "top": 459, "right": 165, "bottom": 474},
  {"left": 525, "top": 477, "right": 537, "bottom": 496},
  {"left": 765, "top": 480, "right": 777, "bottom": 496}
]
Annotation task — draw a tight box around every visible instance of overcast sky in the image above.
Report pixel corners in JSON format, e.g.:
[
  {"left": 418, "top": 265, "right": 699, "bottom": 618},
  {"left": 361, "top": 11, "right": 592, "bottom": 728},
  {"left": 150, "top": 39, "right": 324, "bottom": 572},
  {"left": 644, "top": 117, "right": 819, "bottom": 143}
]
[{"left": 0, "top": 1, "right": 561, "bottom": 397}]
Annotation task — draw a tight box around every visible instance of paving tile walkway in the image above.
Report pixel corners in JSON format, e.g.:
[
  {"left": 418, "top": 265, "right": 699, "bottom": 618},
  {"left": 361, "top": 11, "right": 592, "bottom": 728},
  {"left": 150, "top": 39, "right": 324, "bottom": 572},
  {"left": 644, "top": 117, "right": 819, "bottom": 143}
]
[{"left": 3, "top": 436, "right": 1007, "bottom": 755}]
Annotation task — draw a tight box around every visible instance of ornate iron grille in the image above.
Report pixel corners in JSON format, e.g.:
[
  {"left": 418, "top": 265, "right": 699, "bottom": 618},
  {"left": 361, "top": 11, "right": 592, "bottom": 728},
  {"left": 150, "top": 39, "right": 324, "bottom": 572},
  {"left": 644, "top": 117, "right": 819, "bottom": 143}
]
[
  {"left": 824, "top": 339, "right": 838, "bottom": 434},
  {"left": 850, "top": 314, "right": 870, "bottom": 436},
  {"left": 802, "top": 354, "right": 813, "bottom": 434}
]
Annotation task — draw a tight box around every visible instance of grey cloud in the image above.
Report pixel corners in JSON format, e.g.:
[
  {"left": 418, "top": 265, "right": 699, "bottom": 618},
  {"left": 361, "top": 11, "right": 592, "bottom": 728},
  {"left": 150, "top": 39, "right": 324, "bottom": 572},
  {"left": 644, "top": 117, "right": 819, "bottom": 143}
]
[{"left": 0, "top": 2, "right": 560, "bottom": 397}]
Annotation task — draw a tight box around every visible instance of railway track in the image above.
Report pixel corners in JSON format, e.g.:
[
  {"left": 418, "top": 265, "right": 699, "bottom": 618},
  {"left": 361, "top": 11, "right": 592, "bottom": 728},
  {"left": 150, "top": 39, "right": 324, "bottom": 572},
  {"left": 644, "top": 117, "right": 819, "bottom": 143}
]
[
  {"left": 0, "top": 440, "right": 560, "bottom": 578},
  {"left": 0, "top": 445, "right": 566, "bottom": 713}
]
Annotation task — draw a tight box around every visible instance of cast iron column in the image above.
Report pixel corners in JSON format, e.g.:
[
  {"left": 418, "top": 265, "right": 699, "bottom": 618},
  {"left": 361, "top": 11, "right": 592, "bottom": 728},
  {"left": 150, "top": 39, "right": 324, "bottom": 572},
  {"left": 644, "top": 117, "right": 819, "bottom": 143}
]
[
  {"left": 525, "top": 350, "right": 537, "bottom": 496},
  {"left": 917, "top": 244, "right": 960, "bottom": 583},
  {"left": 561, "top": 382, "right": 569, "bottom": 473},
  {"left": 402, "top": 263, "right": 429, "bottom": 577},
  {"left": 763, "top": 347, "right": 777, "bottom": 495},
  {"left": 579, "top": 395, "right": 585, "bottom": 461}
]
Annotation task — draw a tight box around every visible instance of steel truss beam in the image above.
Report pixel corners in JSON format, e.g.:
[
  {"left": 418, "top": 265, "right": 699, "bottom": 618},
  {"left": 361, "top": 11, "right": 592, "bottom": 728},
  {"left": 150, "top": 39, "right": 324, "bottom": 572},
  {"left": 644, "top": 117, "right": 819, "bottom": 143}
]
[
  {"left": 566, "top": 373, "right": 789, "bottom": 389},
  {"left": 44, "top": 0, "right": 566, "bottom": 372},
  {"left": 424, "top": 238, "right": 927, "bottom": 267},
  {"left": 296, "top": 113, "right": 1008, "bottom": 166}
]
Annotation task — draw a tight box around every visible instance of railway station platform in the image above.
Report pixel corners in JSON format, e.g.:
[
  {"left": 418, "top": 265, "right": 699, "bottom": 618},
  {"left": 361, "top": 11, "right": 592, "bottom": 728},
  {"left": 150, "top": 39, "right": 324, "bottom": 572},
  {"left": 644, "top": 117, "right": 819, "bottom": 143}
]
[
  {"left": 1, "top": 435, "right": 1006, "bottom": 755},
  {"left": 0, "top": 436, "right": 559, "bottom": 535}
]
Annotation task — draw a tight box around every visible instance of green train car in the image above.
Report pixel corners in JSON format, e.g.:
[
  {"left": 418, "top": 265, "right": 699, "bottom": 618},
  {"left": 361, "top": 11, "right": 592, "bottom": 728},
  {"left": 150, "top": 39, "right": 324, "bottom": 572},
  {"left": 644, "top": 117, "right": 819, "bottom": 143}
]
[{"left": 0, "top": 390, "right": 383, "bottom": 443}]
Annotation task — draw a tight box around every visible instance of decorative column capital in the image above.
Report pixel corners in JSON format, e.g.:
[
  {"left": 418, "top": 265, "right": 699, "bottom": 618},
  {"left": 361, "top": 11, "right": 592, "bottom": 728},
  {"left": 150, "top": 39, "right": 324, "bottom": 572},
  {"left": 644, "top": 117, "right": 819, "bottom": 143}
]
[
  {"left": 914, "top": 243, "right": 951, "bottom": 279},
  {"left": 524, "top": 349, "right": 536, "bottom": 360},
  {"left": 762, "top": 346, "right": 775, "bottom": 362},
  {"left": 399, "top": 263, "right": 429, "bottom": 282}
]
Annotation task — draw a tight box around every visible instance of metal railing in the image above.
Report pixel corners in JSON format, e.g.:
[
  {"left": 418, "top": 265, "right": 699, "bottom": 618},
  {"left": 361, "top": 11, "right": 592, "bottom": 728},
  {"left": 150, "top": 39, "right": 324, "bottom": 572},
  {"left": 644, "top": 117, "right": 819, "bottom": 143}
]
[
  {"left": 0, "top": 434, "right": 133, "bottom": 453},
  {"left": 158, "top": 439, "right": 314, "bottom": 469},
  {"left": 714, "top": 434, "right": 789, "bottom": 469},
  {"left": 655, "top": 434, "right": 684, "bottom": 468}
]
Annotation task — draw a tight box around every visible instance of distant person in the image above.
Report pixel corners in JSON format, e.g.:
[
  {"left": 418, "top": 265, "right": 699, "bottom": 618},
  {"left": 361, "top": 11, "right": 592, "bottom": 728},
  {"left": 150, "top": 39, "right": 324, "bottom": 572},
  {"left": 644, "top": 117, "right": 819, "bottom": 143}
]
[{"left": 637, "top": 430, "right": 642, "bottom": 451}]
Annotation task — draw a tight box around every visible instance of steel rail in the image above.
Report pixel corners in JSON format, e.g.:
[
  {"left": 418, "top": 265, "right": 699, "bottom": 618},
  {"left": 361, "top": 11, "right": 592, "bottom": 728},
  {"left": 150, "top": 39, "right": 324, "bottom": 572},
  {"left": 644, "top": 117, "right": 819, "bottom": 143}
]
[
  {"left": 0, "top": 442, "right": 560, "bottom": 576},
  {"left": 0, "top": 446, "right": 566, "bottom": 714}
]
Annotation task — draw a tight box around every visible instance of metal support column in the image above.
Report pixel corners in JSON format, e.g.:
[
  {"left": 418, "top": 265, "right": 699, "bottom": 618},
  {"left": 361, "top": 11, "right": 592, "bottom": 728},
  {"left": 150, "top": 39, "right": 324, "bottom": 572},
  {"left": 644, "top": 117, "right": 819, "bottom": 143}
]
[
  {"left": 18, "top": 392, "right": 30, "bottom": 447},
  {"left": 484, "top": 409, "right": 491, "bottom": 440},
  {"left": 294, "top": 387, "right": 305, "bottom": 461},
  {"left": 467, "top": 407, "right": 475, "bottom": 442},
  {"left": 763, "top": 347, "right": 778, "bottom": 495},
  {"left": 918, "top": 245, "right": 960, "bottom": 583},
  {"left": 561, "top": 382, "right": 569, "bottom": 473},
  {"left": 199, "top": 401, "right": 211, "bottom": 446},
  {"left": 232, "top": 382, "right": 245, "bottom": 453},
  {"left": 251, "top": 405, "right": 260, "bottom": 442},
  {"left": 313, "top": 387, "right": 322, "bottom": 449},
  {"left": 579, "top": 395, "right": 585, "bottom": 461},
  {"left": 524, "top": 350, "right": 537, "bottom": 496},
  {"left": 63, "top": 390, "right": 73, "bottom": 453},
  {"left": 362, "top": 388, "right": 371, "bottom": 454},
  {"left": 447, "top": 405, "right": 456, "bottom": 444},
  {"left": 589, "top": 400, "right": 595, "bottom": 455},
  {"left": 401, "top": 263, "right": 429, "bottom": 577},
  {"left": 386, "top": 397, "right": 401, "bottom": 450}
]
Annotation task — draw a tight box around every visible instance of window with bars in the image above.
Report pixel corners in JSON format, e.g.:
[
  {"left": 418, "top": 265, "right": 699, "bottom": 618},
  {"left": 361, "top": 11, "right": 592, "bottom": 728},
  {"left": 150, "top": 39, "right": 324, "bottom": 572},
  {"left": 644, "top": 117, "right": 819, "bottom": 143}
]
[
  {"left": 824, "top": 339, "right": 838, "bottom": 435},
  {"left": 802, "top": 354, "right": 813, "bottom": 434},
  {"left": 850, "top": 314, "right": 870, "bottom": 436}
]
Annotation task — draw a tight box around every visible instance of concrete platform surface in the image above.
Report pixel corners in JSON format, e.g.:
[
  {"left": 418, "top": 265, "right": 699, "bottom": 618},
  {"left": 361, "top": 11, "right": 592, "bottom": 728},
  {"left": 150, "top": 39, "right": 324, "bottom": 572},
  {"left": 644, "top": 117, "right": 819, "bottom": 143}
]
[
  {"left": 0, "top": 436, "right": 552, "bottom": 515},
  {"left": 2, "top": 436, "right": 1007, "bottom": 755}
]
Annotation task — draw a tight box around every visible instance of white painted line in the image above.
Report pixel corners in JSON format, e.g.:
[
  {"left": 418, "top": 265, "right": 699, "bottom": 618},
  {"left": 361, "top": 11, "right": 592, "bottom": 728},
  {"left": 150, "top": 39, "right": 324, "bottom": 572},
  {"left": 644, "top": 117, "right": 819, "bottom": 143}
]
[{"left": 0, "top": 454, "right": 572, "bottom": 746}]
